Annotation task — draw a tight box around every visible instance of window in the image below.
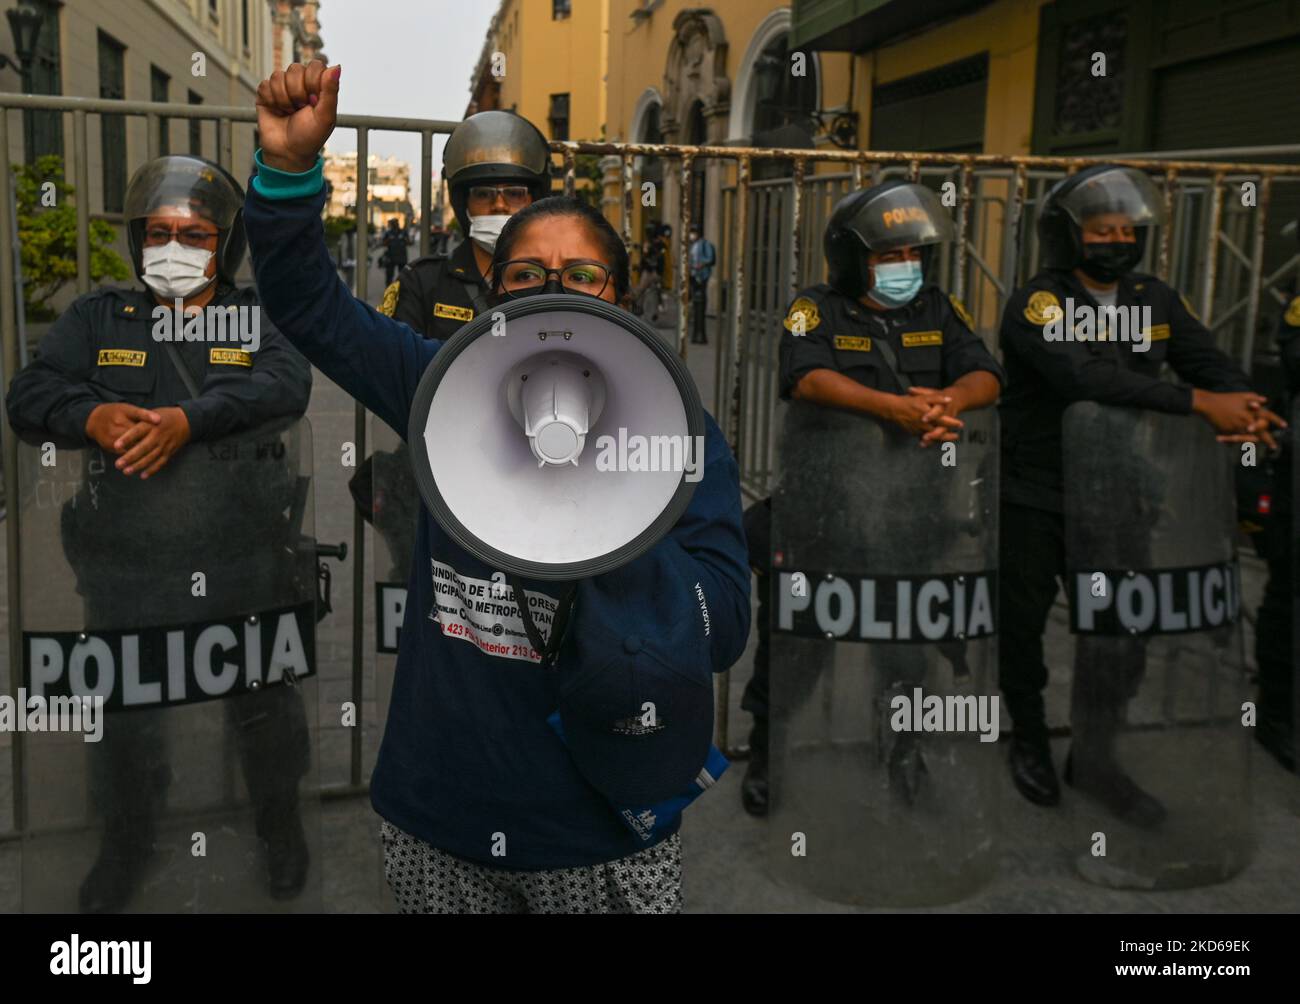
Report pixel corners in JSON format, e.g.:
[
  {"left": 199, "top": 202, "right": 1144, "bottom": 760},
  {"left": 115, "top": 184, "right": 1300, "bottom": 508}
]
[
  {"left": 552, "top": 0, "right": 571, "bottom": 19},
  {"left": 548, "top": 93, "right": 570, "bottom": 141},
  {"left": 188, "top": 90, "right": 204, "bottom": 156},
  {"left": 151, "top": 66, "right": 170, "bottom": 155},
  {"left": 241, "top": 0, "right": 250, "bottom": 50},
  {"left": 97, "top": 32, "right": 126, "bottom": 213},
  {"left": 24, "top": 0, "right": 63, "bottom": 163}
]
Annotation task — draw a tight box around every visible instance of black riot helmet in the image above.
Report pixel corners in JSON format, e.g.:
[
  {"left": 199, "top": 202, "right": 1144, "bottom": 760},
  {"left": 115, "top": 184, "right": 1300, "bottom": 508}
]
[
  {"left": 124, "top": 154, "right": 246, "bottom": 283},
  {"left": 1036, "top": 163, "right": 1164, "bottom": 272},
  {"left": 443, "top": 111, "right": 553, "bottom": 231},
  {"left": 824, "top": 180, "right": 954, "bottom": 297}
]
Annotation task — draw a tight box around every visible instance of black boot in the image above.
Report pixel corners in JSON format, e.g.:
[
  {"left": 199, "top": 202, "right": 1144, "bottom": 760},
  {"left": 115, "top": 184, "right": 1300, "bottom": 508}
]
[
  {"left": 79, "top": 829, "right": 155, "bottom": 914},
  {"left": 1008, "top": 734, "right": 1060, "bottom": 806},
  {"left": 1064, "top": 749, "right": 1166, "bottom": 829},
  {"left": 741, "top": 755, "right": 769, "bottom": 817},
  {"left": 258, "top": 799, "right": 310, "bottom": 900}
]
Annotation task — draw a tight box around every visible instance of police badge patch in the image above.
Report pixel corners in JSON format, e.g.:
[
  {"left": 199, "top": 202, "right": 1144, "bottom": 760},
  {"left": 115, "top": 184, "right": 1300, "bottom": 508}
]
[
  {"left": 783, "top": 297, "right": 821, "bottom": 333},
  {"left": 379, "top": 281, "right": 401, "bottom": 318},
  {"left": 1285, "top": 295, "right": 1300, "bottom": 327},
  {"left": 1024, "top": 290, "right": 1062, "bottom": 326},
  {"left": 948, "top": 294, "right": 975, "bottom": 330}
]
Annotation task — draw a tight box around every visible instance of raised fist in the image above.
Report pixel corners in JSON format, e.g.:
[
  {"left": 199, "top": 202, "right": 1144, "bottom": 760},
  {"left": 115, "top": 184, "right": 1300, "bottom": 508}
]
[{"left": 255, "top": 59, "right": 340, "bottom": 174}]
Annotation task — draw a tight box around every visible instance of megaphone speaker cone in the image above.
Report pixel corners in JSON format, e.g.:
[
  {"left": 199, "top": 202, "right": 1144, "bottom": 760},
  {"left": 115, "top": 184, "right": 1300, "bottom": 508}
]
[{"left": 408, "top": 294, "right": 706, "bottom": 581}]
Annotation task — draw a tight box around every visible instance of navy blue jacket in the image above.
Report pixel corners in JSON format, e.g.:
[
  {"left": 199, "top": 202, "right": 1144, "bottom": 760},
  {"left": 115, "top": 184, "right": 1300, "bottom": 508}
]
[{"left": 244, "top": 174, "right": 750, "bottom": 869}]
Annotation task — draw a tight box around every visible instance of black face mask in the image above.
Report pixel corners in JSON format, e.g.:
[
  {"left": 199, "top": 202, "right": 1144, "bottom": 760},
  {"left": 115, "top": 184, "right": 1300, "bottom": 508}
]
[{"left": 1079, "top": 241, "right": 1142, "bottom": 283}]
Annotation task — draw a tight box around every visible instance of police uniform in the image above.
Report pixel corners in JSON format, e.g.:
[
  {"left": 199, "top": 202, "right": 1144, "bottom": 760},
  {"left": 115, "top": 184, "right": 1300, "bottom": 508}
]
[
  {"left": 6, "top": 281, "right": 314, "bottom": 911},
  {"left": 378, "top": 237, "right": 486, "bottom": 339},
  {"left": 996, "top": 268, "right": 1252, "bottom": 748},
  {"left": 1252, "top": 295, "right": 1300, "bottom": 769},
  {"left": 7, "top": 284, "right": 311, "bottom": 443},
  {"left": 741, "top": 282, "right": 1004, "bottom": 778}
]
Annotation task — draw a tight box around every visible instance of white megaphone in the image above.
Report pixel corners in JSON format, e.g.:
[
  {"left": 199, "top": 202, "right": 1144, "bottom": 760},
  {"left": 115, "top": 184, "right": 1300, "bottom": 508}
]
[{"left": 407, "top": 294, "right": 706, "bottom": 580}]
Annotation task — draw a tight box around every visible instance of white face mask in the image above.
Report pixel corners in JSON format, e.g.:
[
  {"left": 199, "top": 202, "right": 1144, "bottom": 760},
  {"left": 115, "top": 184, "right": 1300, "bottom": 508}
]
[
  {"left": 468, "top": 213, "right": 511, "bottom": 254},
  {"left": 141, "top": 241, "right": 216, "bottom": 300}
]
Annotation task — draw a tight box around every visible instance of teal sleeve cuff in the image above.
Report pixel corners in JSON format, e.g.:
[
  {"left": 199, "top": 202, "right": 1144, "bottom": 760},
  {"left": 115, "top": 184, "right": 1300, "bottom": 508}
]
[{"left": 252, "top": 149, "right": 325, "bottom": 200}]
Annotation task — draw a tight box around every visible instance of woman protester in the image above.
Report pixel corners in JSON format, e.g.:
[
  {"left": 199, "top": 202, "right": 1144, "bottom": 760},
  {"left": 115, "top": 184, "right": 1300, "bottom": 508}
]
[{"left": 246, "top": 59, "right": 749, "bottom": 914}]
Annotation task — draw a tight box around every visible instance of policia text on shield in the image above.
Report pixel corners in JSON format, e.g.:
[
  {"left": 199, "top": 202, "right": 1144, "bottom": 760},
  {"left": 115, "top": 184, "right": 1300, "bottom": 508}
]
[{"left": 250, "top": 60, "right": 749, "bottom": 913}]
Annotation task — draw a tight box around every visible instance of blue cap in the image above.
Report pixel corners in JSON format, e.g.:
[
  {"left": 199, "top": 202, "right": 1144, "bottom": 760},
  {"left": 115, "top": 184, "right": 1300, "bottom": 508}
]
[{"left": 555, "top": 564, "right": 714, "bottom": 807}]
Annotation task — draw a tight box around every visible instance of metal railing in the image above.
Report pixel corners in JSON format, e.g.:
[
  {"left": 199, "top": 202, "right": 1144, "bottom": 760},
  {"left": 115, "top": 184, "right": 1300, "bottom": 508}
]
[{"left": 3, "top": 93, "right": 1300, "bottom": 820}]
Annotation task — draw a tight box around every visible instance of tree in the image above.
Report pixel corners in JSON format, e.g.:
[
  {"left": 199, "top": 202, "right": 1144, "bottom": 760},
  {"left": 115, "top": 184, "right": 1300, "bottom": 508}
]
[{"left": 14, "top": 155, "right": 130, "bottom": 321}]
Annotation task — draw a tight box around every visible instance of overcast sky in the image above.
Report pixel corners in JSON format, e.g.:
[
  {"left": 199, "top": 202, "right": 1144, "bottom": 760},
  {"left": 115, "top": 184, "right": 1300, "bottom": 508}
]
[{"left": 318, "top": 0, "right": 498, "bottom": 209}]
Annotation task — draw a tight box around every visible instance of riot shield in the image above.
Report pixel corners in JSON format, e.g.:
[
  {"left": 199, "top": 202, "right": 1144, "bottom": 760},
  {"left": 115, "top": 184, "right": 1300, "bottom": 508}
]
[
  {"left": 15, "top": 418, "right": 321, "bottom": 912},
  {"left": 1062, "top": 402, "right": 1251, "bottom": 889},
  {"left": 366, "top": 418, "right": 418, "bottom": 746},
  {"left": 768, "top": 403, "right": 1000, "bottom": 907}
]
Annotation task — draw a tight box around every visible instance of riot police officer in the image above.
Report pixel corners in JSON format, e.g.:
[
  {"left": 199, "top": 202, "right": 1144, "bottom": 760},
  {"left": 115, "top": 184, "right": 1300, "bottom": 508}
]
[
  {"left": 1253, "top": 219, "right": 1299, "bottom": 772},
  {"left": 740, "top": 180, "right": 1004, "bottom": 815},
  {"left": 377, "top": 110, "right": 552, "bottom": 337},
  {"left": 6, "top": 155, "right": 314, "bottom": 912},
  {"left": 997, "top": 163, "right": 1287, "bottom": 822}
]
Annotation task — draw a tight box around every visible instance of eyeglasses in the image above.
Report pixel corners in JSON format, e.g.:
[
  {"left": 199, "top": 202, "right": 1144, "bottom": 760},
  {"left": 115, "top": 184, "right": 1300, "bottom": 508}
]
[
  {"left": 143, "top": 225, "right": 219, "bottom": 248},
  {"left": 467, "top": 185, "right": 532, "bottom": 210},
  {"left": 496, "top": 259, "right": 612, "bottom": 298}
]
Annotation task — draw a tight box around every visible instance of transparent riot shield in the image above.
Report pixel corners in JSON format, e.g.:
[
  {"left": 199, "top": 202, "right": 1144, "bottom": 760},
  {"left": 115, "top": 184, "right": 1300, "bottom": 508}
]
[
  {"left": 1062, "top": 402, "right": 1251, "bottom": 889},
  {"left": 15, "top": 418, "right": 321, "bottom": 913},
  {"left": 768, "top": 403, "right": 1000, "bottom": 906},
  {"left": 367, "top": 419, "right": 418, "bottom": 738}
]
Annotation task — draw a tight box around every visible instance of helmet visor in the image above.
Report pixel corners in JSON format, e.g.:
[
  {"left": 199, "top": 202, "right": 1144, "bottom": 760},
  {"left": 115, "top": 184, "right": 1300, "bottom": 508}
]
[
  {"left": 843, "top": 183, "right": 955, "bottom": 252},
  {"left": 1057, "top": 167, "right": 1165, "bottom": 229},
  {"left": 123, "top": 156, "right": 241, "bottom": 229}
]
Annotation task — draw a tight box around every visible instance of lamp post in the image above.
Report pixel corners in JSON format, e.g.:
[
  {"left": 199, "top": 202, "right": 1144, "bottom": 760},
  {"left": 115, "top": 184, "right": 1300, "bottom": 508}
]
[{"left": 3, "top": 3, "right": 46, "bottom": 158}]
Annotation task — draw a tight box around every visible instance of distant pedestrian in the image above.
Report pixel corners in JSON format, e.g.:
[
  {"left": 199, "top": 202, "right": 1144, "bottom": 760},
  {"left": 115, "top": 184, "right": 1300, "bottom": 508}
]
[
  {"left": 379, "top": 217, "right": 409, "bottom": 286},
  {"left": 688, "top": 224, "right": 715, "bottom": 344}
]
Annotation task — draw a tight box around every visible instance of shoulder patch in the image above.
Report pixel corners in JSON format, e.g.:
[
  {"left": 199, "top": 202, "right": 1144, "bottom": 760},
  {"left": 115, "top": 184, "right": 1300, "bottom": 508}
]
[
  {"left": 948, "top": 294, "right": 974, "bottom": 329},
  {"left": 1285, "top": 295, "right": 1300, "bottom": 328},
  {"left": 1024, "top": 290, "right": 1062, "bottom": 326},
  {"left": 1180, "top": 292, "right": 1201, "bottom": 322},
  {"left": 434, "top": 302, "right": 474, "bottom": 322},
  {"left": 783, "top": 296, "right": 821, "bottom": 333},
  {"left": 834, "top": 335, "right": 872, "bottom": 352},
  {"left": 379, "top": 281, "right": 401, "bottom": 318},
  {"left": 97, "top": 349, "right": 146, "bottom": 367},
  {"left": 210, "top": 348, "right": 253, "bottom": 367}
]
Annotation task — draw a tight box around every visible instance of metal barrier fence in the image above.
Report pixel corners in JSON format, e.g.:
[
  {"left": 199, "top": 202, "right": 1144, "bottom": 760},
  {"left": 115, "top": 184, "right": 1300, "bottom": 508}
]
[{"left": 2, "top": 93, "right": 1299, "bottom": 825}]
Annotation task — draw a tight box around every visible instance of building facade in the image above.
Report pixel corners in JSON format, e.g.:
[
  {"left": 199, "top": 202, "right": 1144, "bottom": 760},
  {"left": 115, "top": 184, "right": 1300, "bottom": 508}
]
[{"left": 324, "top": 149, "right": 414, "bottom": 228}]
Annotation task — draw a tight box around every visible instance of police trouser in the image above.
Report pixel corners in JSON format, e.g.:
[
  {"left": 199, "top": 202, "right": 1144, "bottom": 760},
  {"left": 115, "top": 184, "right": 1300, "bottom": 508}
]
[
  {"left": 998, "top": 500, "right": 1148, "bottom": 755},
  {"left": 1254, "top": 514, "right": 1294, "bottom": 728},
  {"left": 88, "top": 679, "right": 311, "bottom": 849},
  {"left": 690, "top": 278, "right": 708, "bottom": 342}
]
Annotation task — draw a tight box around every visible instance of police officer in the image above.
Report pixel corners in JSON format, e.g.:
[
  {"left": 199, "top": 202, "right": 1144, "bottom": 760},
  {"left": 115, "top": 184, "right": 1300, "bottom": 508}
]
[
  {"left": 6, "top": 154, "right": 314, "bottom": 912},
  {"left": 377, "top": 110, "right": 552, "bottom": 337},
  {"left": 740, "top": 180, "right": 1004, "bottom": 815},
  {"left": 352, "top": 111, "right": 554, "bottom": 544},
  {"left": 1252, "top": 219, "right": 1299, "bottom": 772},
  {"left": 378, "top": 217, "right": 409, "bottom": 286},
  {"left": 997, "top": 163, "right": 1286, "bottom": 822}
]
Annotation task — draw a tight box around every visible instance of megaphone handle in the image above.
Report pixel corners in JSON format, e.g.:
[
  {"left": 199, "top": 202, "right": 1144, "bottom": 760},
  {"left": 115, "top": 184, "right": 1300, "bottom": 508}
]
[{"left": 508, "top": 574, "right": 577, "bottom": 669}]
